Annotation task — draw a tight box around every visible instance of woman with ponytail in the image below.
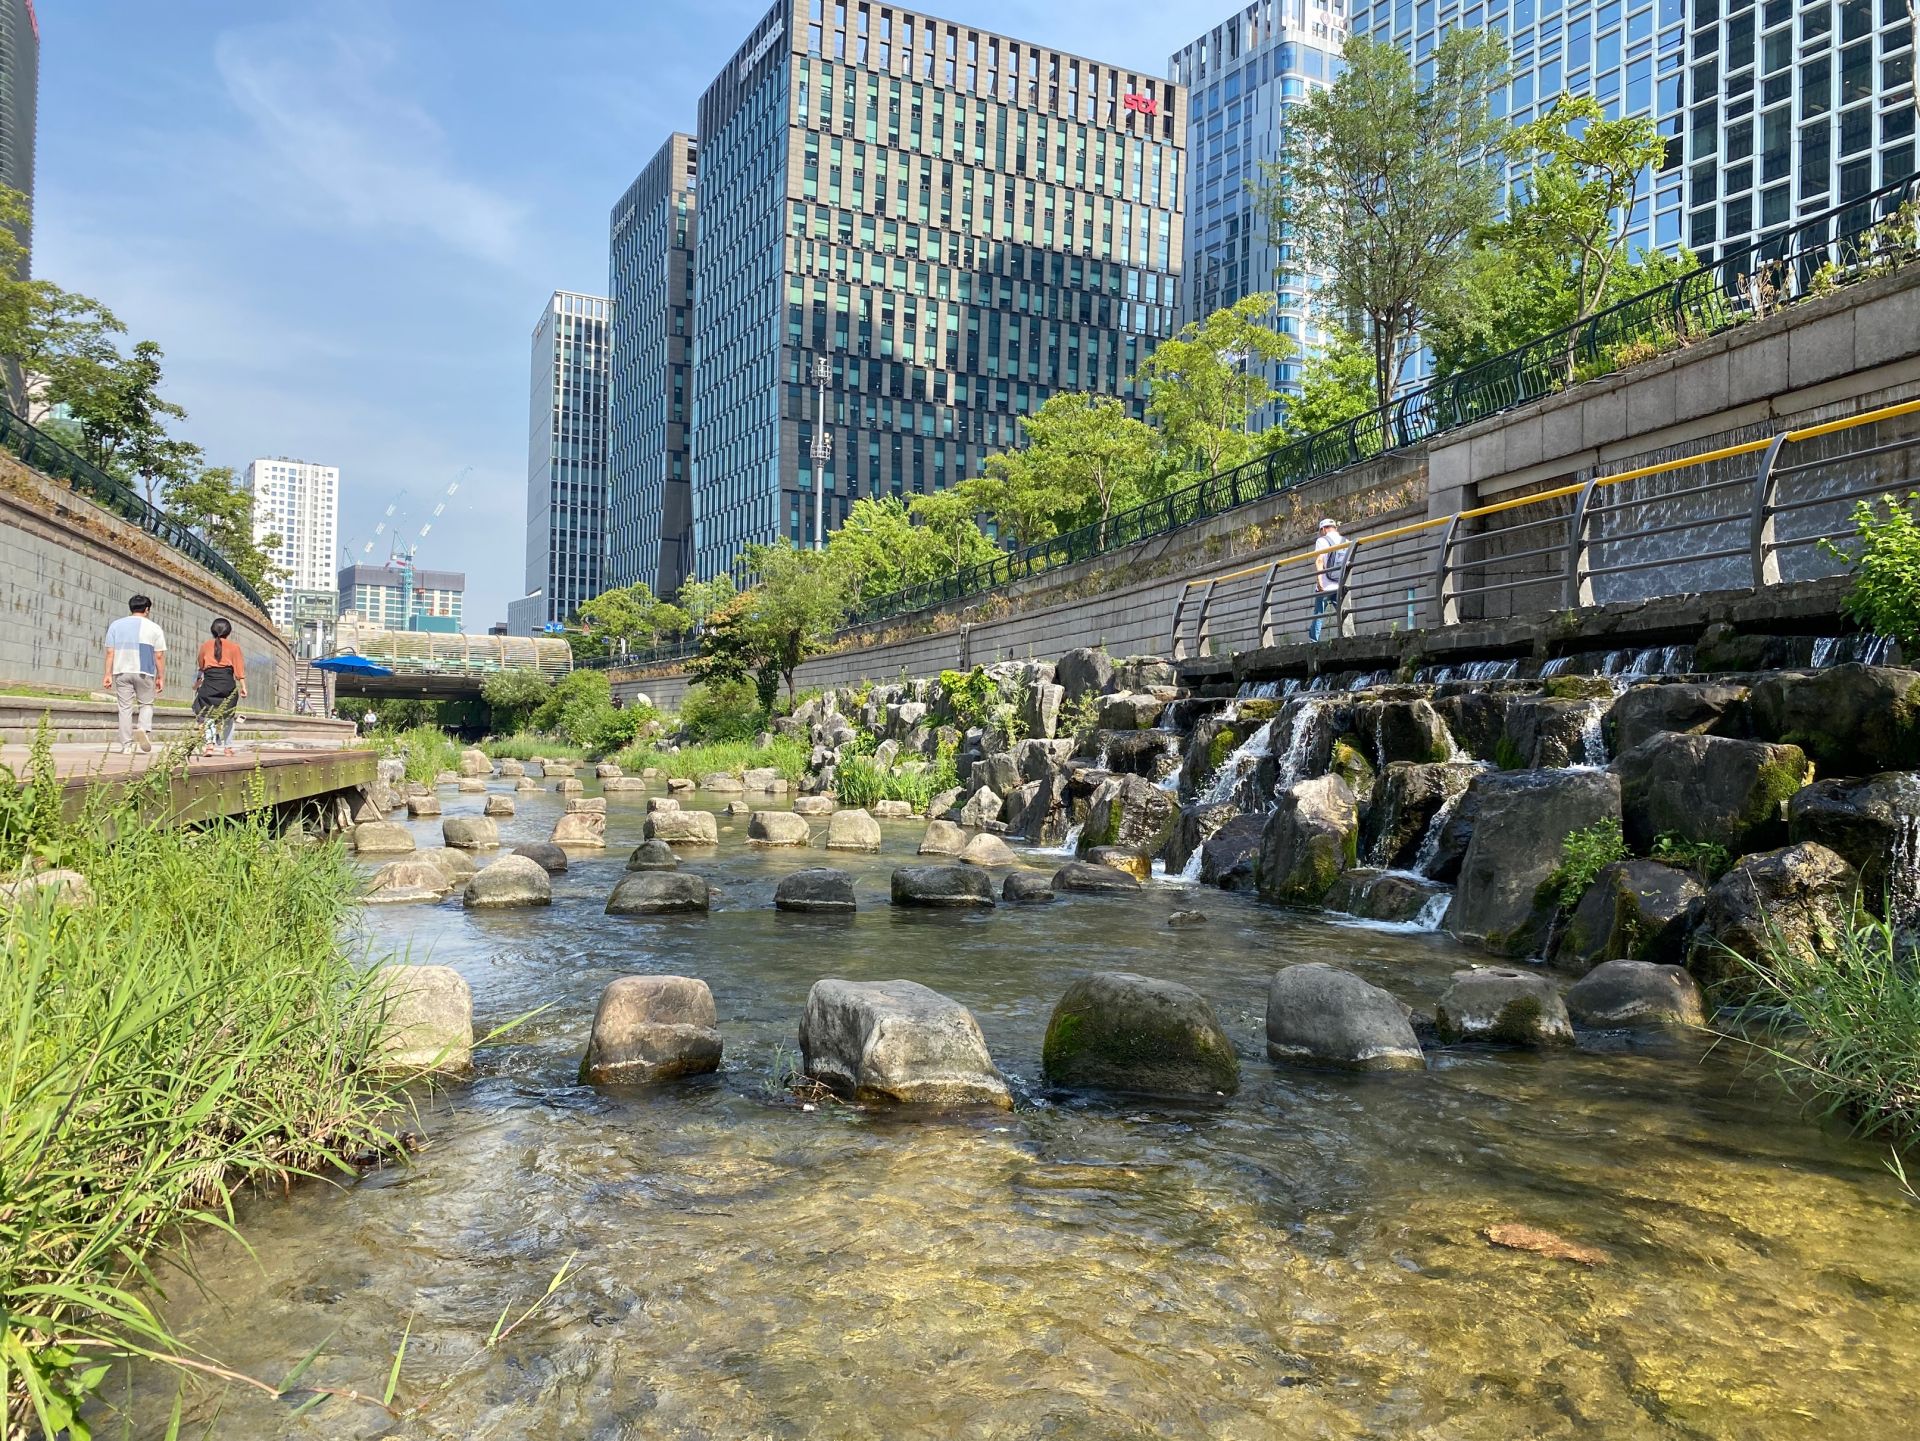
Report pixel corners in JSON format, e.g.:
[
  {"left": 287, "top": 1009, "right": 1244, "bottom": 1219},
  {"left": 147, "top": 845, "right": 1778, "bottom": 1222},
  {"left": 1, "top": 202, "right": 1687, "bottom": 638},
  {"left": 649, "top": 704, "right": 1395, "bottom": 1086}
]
[{"left": 193, "top": 617, "right": 248, "bottom": 755}]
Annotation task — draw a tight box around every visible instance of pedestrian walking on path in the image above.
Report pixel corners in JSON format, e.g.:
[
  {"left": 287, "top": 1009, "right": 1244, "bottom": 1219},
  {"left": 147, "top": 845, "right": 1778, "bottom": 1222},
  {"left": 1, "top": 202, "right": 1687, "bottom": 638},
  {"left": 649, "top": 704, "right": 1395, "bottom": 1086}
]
[
  {"left": 102, "top": 594, "right": 167, "bottom": 753},
  {"left": 1310, "top": 519, "right": 1350, "bottom": 642},
  {"left": 193, "top": 617, "right": 247, "bottom": 755}
]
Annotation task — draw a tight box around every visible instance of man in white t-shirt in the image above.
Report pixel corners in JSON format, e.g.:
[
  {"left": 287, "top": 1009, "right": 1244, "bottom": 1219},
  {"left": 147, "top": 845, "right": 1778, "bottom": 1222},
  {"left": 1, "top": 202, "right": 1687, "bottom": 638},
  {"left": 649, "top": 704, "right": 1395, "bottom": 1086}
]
[
  {"left": 1310, "top": 519, "right": 1351, "bottom": 642},
  {"left": 101, "top": 594, "right": 168, "bottom": 754}
]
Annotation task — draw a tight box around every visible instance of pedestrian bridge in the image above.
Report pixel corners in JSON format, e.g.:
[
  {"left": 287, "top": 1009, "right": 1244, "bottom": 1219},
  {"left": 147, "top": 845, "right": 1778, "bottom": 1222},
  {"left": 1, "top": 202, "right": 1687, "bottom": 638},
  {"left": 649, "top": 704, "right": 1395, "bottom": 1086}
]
[{"left": 319, "top": 622, "right": 574, "bottom": 700}]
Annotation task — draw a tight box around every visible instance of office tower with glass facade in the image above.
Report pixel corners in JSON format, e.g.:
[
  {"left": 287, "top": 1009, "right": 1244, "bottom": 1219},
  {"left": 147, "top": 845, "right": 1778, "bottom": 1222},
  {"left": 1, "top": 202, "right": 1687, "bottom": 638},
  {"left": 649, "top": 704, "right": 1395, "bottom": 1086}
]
[
  {"left": 1169, "top": 2, "right": 1347, "bottom": 403},
  {"left": 685, "top": 0, "right": 1187, "bottom": 578},
  {"left": 509, "top": 290, "right": 610, "bottom": 635},
  {"left": 1344, "top": 0, "right": 1914, "bottom": 266},
  {"left": 244, "top": 457, "right": 339, "bottom": 631},
  {"left": 608, "top": 133, "right": 699, "bottom": 599},
  {"left": 0, "top": 0, "right": 36, "bottom": 273},
  {"left": 336, "top": 563, "right": 465, "bottom": 631}
]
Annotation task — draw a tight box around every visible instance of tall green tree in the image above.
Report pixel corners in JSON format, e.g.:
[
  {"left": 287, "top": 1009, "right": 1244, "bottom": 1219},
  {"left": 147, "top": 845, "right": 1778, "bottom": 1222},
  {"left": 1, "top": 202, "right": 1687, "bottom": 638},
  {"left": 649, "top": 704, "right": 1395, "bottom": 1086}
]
[
  {"left": 953, "top": 453, "right": 1060, "bottom": 551},
  {"left": 1018, "top": 391, "right": 1157, "bottom": 540},
  {"left": 1273, "top": 329, "right": 1378, "bottom": 443},
  {"left": 700, "top": 542, "right": 855, "bottom": 703},
  {"left": 907, "top": 486, "right": 1001, "bottom": 576},
  {"left": 1261, "top": 30, "right": 1511, "bottom": 410},
  {"left": 55, "top": 339, "right": 193, "bottom": 502},
  {"left": 162, "top": 463, "right": 288, "bottom": 599},
  {"left": 676, "top": 573, "right": 738, "bottom": 632},
  {"left": 826, "top": 496, "right": 928, "bottom": 602},
  {"left": 1136, "top": 293, "right": 1293, "bottom": 476}
]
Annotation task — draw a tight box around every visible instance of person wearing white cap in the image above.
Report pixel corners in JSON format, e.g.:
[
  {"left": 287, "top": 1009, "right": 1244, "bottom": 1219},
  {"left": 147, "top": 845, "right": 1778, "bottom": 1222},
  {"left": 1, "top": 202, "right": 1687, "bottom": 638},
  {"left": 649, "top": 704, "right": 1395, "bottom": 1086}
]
[{"left": 1311, "top": 518, "right": 1350, "bottom": 642}]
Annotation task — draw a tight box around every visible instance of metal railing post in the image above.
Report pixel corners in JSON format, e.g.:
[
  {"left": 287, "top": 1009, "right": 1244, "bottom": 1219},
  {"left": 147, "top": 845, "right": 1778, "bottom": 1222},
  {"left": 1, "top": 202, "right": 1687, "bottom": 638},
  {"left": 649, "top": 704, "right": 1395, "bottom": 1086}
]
[
  {"left": 1194, "top": 580, "right": 1216, "bottom": 659},
  {"left": 1435, "top": 514, "right": 1463, "bottom": 626},
  {"left": 1334, "top": 539, "right": 1360, "bottom": 639},
  {"left": 1169, "top": 590, "right": 1192, "bottom": 661},
  {"left": 1749, "top": 430, "right": 1793, "bottom": 587},
  {"left": 1256, "top": 562, "right": 1282, "bottom": 648},
  {"left": 1564, "top": 473, "right": 1602, "bottom": 608}
]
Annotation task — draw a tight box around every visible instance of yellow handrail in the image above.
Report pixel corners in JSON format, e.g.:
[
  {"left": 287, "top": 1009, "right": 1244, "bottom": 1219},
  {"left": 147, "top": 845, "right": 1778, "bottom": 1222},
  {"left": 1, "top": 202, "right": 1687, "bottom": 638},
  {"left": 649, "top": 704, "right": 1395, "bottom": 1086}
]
[{"left": 1179, "top": 395, "right": 1920, "bottom": 593}]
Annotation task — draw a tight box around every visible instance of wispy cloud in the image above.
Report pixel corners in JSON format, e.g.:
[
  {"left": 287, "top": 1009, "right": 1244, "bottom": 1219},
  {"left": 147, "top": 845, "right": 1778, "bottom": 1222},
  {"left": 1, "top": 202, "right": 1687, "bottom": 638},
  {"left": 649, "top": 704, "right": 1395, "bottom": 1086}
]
[{"left": 213, "top": 17, "right": 525, "bottom": 266}]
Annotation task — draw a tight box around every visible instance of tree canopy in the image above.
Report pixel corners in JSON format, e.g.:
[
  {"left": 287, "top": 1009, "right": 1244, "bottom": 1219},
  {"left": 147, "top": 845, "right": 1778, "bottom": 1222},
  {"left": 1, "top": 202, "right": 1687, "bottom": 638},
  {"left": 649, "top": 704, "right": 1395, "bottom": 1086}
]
[{"left": 1137, "top": 294, "right": 1294, "bottom": 476}]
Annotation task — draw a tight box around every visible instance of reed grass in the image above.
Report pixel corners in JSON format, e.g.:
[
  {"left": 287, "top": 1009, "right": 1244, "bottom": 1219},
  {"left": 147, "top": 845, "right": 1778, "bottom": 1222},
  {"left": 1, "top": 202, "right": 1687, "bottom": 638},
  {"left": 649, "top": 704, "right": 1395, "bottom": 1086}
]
[
  {"left": 832, "top": 753, "right": 958, "bottom": 811},
  {"left": 381, "top": 725, "right": 459, "bottom": 784},
  {"left": 611, "top": 737, "right": 809, "bottom": 784},
  {"left": 1732, "top": 913, "right": 1920, "bottom": 1150},
  {"left": 0, "top": 737, "right": 398, "bottom": 1435},
  {"left": 478, "top": 734, "right": 589, "bottom": 763}
]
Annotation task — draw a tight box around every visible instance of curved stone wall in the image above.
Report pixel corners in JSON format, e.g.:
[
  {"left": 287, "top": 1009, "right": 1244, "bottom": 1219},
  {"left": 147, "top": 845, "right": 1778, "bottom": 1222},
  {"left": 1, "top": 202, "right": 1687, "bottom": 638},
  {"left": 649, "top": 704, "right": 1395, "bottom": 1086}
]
[{"left": 0, "top": 452, "right": 296, "bottom": 710}]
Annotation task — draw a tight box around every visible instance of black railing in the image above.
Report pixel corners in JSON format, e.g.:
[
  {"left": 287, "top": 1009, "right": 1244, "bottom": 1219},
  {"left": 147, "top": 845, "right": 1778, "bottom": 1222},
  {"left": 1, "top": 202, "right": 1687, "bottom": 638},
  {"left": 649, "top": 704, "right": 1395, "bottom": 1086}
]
[
  {"left": 579, "top": 637, "right": 700, "bottom": 671},
  {"left": 0, "top": 403, "right": 271, "bottom": 614},
  {"left": 847, "top": 171, "right": 1920, "bottom": 627}
]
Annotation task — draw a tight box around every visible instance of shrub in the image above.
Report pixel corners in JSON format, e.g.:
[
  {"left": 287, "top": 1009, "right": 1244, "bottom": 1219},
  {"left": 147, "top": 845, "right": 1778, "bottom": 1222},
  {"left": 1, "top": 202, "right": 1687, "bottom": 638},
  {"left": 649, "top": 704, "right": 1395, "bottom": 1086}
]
[
  {"left": 937, "top": 667, "right": 999, "bottom": 730},
  {"left": 1823, "top": 492, "right": 1920, "bottom": 652},
  {"left": 386, "top": 724, "right": 459, "bottom": 783},
  {"left": 1649, "top": 831, "right": 1733, "bottom": 882},
  {"left": 679, "top": 678, "right": 767, "bottom": 745},
  {"left": 481, "top": 668, "right": 551, "bottom": 732},
  {"left": 1543, "top": 817, "right": 1628, "bottom": 913}
]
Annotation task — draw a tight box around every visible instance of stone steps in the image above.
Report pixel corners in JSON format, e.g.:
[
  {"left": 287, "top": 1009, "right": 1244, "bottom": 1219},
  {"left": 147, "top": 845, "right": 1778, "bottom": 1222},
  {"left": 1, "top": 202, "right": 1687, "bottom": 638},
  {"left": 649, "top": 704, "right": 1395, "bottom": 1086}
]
[{"left": 0, "top": 694, "right": 358, "bottom": 748}]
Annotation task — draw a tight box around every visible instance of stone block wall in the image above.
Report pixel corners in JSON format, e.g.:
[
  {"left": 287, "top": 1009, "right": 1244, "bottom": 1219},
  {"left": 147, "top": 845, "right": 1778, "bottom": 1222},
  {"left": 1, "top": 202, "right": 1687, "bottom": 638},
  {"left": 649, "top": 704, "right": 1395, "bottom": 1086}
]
[{"left": 0, "top": 453, "right": 295, "bottom": 710}]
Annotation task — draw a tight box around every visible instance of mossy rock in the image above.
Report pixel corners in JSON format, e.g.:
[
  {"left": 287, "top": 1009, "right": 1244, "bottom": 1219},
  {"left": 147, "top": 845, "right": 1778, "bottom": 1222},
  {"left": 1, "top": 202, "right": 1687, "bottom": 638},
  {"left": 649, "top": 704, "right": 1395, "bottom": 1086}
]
[
  {"left": 1544, "top": 675, "right": 1617, "bottom": 702},
  {"left": 1042, "top": 972, "right": 1240, "bottom": 1095},
  {"left": 1235, "top": 698, "right": 1282, "bottom": 724}
]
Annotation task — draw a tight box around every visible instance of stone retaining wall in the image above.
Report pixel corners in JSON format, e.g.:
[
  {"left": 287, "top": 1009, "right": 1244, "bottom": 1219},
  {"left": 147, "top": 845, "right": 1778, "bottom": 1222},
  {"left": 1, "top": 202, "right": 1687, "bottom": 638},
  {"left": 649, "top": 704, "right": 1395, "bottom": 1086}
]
[{"left": 0, "top": 452, "right": 295, "bottom": 710}]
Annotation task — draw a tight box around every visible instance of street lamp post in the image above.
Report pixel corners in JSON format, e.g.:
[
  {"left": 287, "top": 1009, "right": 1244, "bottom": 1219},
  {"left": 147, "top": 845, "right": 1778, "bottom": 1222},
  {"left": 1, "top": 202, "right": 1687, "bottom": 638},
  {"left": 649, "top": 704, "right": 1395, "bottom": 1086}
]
[{"left": 810, "top": 354, "right": 833, "bottom": 549}]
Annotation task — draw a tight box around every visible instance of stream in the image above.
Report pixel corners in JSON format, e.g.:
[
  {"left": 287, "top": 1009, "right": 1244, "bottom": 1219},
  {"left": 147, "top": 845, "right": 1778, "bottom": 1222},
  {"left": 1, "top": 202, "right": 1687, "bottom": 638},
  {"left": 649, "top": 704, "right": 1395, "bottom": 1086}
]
[{"left": 141, "top": 777, "right": 1920, "bottom": 1439}]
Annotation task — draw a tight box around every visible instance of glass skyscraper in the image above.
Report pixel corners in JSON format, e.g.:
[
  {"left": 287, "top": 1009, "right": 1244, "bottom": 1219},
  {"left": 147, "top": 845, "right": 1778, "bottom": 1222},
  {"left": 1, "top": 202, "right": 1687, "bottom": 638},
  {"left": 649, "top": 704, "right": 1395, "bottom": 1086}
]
[
  {"left": 1169, "top": 2, "right": 1348, "bottom": 401},
  {"left": 683, "top": 0, "right": 1188, "bottom": 578},
  {"left": 1342, "top": 0, "right": 1915, "bottom": 265},
  {"left": 509, "top": 291, "right": 609, "bottom": 635},
  {"left": 607, "top": 133, "right": 698, "bottom": 600}
]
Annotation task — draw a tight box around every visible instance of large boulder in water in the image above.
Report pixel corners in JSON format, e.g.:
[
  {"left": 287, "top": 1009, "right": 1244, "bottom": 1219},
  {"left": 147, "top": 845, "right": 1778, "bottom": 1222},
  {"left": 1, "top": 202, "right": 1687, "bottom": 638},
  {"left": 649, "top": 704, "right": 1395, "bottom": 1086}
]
[
  {"left": 1554, "top": 859, "right": 1703, "bottom": 971},
  {"left": 624, "top": 839, "right": 679, "bottom": 871},
  {"left": 1355, "top": 697, "right": 1454, "bottom": 766},
  {"left": 484, "top": 795, "right": 516, "bottom": 818},
  {"left": 1086, "top": 845, "right": 1150, "bottom": 881},
  {"left": 1053, "top": 860, "right": 1142, "bottom": 893},
  {"left": 1200, "top": 813, "right": 1265, "bottom": 891},
  {"left": 824, "top": 808, "right": 883, "bottom": 852},
  {"left": 1565, "top": 960, "right": 1705, "bottom": 1029},
  {"left": 1003, "top": 871, "right": 1056, "bottom": 904},
  {"left": 414, "top": 847, "right": 477, "bottom": 887},
  {"left": 457, "top": 747, "right": 491, "bottom": 778},
  {"left": 646, "top": 810, "right": 719, "bottom": 846},
  {"left": 579, "top": 976, "right": 722, "bottom": 1084},
  {"left": 890, "top": 865, "right": 995, "bottom": 908},
  {"left": 368, "top": 964, "right": 472, "bottom": 1072},
  {"left": 748, "top": 809, "right": 812, "bottom": 846},
  {"left": 1166, "top": 800, "right": 1239, "bottom": 874},
  {"left": 1363, "top": 761, "right": 1478, "bottom": 870},
  {"left": 352, "top": 820, "right": 415, "bottom": 855},
  {"left": 1444, "top": 768, "right": 1620, "bottom": 956},
  {"left": 463, "top": 855, "right": 552, "bottom": 909},
  {"left": 495, "top": 758, "right": 525, "bottom": 778},
  {"left": 1096, "top": 692, "right": 1165, "bottom": 731},
  {"left": 960, "top": 833, "right": 1020, "bottom": 868},
  {"left": 1787, "top": 771, "right": 1920, "bottom": 904},
  {"left": 550, "top": 811, "right": 608, "bottom": 848},
  {"left": 1750, "top": 664, "right": 1920, "bottom": 775},
  {"left": 1615, "top": 732, "right": 1807, "bottom": 855},
  {"left": 512, "top": 841, "right": 569, "bottom": 874},
  {"left": 1501, "top": 696, "right": 1608, "bottom": 768},
  {"left": 1687, "top": 841, "right": 1856, "bottom": 991},
  {"left": 1255, "top": 774, "right": 1357, "bottom": 907},
  {"left": 1265, "top": 963, "right": 1425, "bottom": 1071},
  {"left": 775, "top": 868, "right": 857, "bottom": 913},
  {"left": 1055, "top": 646, "right": 1115, "bottom": 704},
  {"left": 1434, "top": 690, "right": 1511, "bottom": 764},
  {"left": 441, "top": 816, "right": 499, "bottom": 851},
  {"left": 605, "top": 871, "right": 710, "bottom": 915},
  {"left": 1434, "top": 967, "right": 1574, "bottom": 1046},
  {"left": 1324, "top": 868, "right": 1451, "bottom": 924},
  {"left": 1005, "top": 776, "right": 1068, "bottom": 844},
  {"left": 799, "top": 978, "right": 1010, "bottom": 1107},
  {"left": 365, "top": 859, "right": 450, "bottom": 904},
  {"left": 1608, "top": 682, "right": 1751, "bottom": 754},
  {"left": 918, "top": 819, "right": 971, "bottom": 855},
  {"left": 1042, "top": 971, "right": 1240, "bottom": 1095},
  {"left": 1079, "top": 773, "right": 1178, "bottom": 856}
]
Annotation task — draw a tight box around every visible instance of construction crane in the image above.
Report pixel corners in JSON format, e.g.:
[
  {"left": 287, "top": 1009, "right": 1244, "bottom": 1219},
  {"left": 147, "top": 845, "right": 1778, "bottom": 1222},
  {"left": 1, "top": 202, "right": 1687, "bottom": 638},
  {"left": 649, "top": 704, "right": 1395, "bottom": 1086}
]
[{"left": 338, "top": 470, "right": 468, "bottom": 629}]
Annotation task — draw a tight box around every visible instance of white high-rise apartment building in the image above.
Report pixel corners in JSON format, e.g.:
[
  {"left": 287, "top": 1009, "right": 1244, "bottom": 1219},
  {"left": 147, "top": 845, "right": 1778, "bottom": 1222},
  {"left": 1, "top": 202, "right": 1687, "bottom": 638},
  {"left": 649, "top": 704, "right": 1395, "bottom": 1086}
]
[{"left": 245, "top": 456, "right": 340, "bottom": 630}]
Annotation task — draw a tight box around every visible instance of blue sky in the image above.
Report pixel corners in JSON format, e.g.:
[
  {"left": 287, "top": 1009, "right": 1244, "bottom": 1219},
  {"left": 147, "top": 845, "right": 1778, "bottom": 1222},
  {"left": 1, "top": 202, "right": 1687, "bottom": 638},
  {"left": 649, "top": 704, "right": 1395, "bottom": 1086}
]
[{"left": 35, "top": 1, "right": 1200, "bottom": 626}]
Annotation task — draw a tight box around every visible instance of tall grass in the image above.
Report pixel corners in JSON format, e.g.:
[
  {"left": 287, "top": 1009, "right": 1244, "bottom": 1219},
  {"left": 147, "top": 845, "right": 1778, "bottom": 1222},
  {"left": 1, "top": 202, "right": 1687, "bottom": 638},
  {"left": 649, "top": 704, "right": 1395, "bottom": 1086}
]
[
  {"left": 1733, "top": 914, "right": 1920, "bottom": 1149},
  {"left": 1, "top": 743, "right": 398, "bottom": 1434},
  {"left": 611, "top": 736, "right": 809, "bottom": 784},
  {"left": 381, "top": 725, "right": 459, "bottom": 783},
  {"left": 833, "top": 752, "right": 959, "bottom": 811},
  {"left": 478, "top": 734, "right": 589, "bottom": 763}
]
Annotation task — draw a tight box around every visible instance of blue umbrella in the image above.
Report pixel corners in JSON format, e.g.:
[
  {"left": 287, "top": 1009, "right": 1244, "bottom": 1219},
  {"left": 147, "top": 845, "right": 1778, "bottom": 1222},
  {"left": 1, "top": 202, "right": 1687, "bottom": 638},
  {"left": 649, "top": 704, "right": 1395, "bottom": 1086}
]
[{"left": 310, "top": 654, "right": 395, "bottom": 676}]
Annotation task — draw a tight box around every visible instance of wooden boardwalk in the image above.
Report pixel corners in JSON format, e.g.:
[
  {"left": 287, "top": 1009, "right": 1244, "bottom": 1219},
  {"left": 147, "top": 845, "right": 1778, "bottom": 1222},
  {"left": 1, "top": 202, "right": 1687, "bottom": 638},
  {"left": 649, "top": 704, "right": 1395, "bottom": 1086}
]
[{"left": 0, "top": 739, "right": 380, "bottom": 823}]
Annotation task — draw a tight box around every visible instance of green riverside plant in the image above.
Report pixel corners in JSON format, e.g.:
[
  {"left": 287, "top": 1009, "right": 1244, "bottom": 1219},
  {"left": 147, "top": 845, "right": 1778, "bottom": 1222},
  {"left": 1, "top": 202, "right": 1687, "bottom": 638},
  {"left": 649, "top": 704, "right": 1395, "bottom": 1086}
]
[
  {"left": 1543, "top": 817, "right": 1629, "bottom": 914},
  {"left": 0, "top": 746, "right": 400, "bottom": 1434}
]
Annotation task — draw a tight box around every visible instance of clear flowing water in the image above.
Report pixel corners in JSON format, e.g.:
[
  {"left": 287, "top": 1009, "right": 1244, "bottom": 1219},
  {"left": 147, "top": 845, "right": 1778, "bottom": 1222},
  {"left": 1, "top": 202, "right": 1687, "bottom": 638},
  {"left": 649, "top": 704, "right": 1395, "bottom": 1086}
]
[{"left": 138, "top": 779, "right": 1920, "bottom": 1440}]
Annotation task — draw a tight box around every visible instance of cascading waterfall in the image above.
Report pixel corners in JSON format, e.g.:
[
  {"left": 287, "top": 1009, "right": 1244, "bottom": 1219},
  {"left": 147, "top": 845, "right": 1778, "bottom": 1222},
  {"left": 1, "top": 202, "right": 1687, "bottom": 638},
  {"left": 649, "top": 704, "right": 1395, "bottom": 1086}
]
[
  {"left": 1577, "top": 700, "right": 1612, "bottom": 767},
  {"left": 1198, "top": 718, "right": 1277, "bottom": 809},
  {"left": 1410, "top": 775, "right": 1478, "bottom": 877},
  {"left": 1273, "top": 697, "right": 1335, "bottom": 792},
  {"left": 1890, "top": 814, "right": 1920, "bottom": 929},
  {"left": 1416, "top": 658, "right": 1520, "bottom": 684},
  {"left": 1813, "top": 634, "right": 1895, "bottom": 667}
]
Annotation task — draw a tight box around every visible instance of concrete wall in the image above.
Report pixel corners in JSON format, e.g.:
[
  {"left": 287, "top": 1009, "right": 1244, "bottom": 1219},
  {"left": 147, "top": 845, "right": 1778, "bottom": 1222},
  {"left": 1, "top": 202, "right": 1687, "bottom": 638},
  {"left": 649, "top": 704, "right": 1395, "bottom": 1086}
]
[{"left": 0, "top": 452, "right": 295, "bottom": 710}]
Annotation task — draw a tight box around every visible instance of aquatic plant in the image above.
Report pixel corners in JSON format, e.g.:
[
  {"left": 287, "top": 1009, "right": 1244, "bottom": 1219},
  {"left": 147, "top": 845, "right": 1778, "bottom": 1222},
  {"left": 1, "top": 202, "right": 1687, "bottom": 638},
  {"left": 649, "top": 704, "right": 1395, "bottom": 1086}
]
[
  {"left": 382, "top": 724, "right": 459, "bottom": 784},
  {"left": 0, "top": 745, "right": 399, "bottom": 1434},
  {"left": 478, "top": 734, "right": 590, "bottom": 763},
  {"left": 613, "top": 737, "right": 809, "bottom": 785}
]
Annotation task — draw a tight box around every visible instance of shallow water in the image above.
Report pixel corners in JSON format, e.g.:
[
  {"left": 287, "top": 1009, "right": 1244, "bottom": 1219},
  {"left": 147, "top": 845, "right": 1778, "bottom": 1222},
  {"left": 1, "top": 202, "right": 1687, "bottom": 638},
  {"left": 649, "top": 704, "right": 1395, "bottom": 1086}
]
[{"left": 137, "top": 778, "right": 1920, "bottom": 1439}]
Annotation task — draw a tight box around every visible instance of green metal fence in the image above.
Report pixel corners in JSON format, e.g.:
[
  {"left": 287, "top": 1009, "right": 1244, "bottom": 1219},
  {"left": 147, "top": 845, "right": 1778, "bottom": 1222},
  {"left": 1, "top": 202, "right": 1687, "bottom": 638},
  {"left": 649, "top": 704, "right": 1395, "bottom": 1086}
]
[{"left": 0, "top": 402, "right": 271, "bottom": 614}]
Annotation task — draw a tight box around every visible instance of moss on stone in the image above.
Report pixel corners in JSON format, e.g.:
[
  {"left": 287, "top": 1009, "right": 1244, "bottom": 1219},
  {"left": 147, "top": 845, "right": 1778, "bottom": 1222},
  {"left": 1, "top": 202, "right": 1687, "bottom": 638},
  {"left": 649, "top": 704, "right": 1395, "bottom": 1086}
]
[
  {"left": 1544, "top": 675, "right": 1616, "bottom": 701},
  {"left": 1488, "top": 995, "right": 1547, "bottom": 1045},
  {"left": 1207, "top": 727, "right": 1237, "bottom": 773},
  {"left": 1493, "top": 735, "right": 1528, "bottom": 771},
  {"left": 1235, "top": 698, "right": 1282, "bottom": 723},
  {"left": 1743, "top": 749, "right": 1811, "bottom": 830}
]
